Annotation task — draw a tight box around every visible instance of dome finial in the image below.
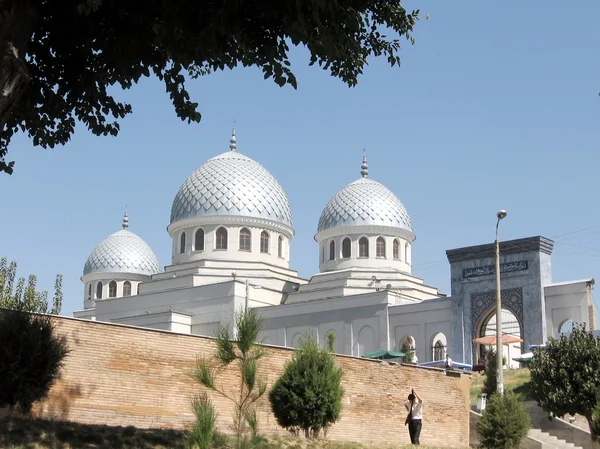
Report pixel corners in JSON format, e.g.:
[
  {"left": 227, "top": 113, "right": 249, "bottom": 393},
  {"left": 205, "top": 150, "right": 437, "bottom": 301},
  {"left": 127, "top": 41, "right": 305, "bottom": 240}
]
[
  {"left": 229, "top": 120, "right": 237, "bottom": 151},
  {"left": 361, "top": 149, "right": 368, "bottom": 178},
  {"left": 122, "top": 209, "right": 129, "bottom": 229}
]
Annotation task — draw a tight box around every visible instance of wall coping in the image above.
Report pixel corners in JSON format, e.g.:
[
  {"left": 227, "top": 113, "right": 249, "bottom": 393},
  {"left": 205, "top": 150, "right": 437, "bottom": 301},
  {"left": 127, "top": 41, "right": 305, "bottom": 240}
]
[{"left": 446, "top": 236, "right": 554, "bottom": 263}]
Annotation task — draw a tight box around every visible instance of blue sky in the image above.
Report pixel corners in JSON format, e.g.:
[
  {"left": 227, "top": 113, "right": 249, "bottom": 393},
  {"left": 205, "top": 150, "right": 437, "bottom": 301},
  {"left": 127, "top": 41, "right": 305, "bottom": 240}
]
[{"left": 1, "top": 1, "right": 599, "bottom": 320}]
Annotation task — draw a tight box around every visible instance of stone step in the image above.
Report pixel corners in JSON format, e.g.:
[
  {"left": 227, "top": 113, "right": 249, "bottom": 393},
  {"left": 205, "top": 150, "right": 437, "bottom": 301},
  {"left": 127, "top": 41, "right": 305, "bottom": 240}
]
[{"left": 528, "top": 428, "right": 584, "bottom": 449}]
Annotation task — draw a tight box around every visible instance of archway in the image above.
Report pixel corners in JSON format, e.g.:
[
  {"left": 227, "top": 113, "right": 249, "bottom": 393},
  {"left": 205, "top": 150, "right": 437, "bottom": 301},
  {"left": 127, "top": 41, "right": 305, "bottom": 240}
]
[
  {"left": 400, "top": 335, "right": 417, "bottom": 363},
  {"left": 357, "top": 325, "right": 375, "bottom": 356},
  {"left": 431, "top": 333, "right": 447, "bottom": 361},
  {"left": 476, "top": 308, "right": 522, "bottom": 369},
  {"left": 559, "top": 319, "right": 574, "bottom": 335},
  {"left": 290, "top": 333, "right": 303, "bottom": 349}
]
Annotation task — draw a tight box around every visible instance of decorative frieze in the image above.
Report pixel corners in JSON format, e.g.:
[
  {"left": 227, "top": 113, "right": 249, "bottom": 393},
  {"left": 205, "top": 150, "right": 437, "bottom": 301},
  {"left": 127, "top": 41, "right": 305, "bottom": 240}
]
[{"left": 463, "top": 261, "right": 528, "bottom": 279}]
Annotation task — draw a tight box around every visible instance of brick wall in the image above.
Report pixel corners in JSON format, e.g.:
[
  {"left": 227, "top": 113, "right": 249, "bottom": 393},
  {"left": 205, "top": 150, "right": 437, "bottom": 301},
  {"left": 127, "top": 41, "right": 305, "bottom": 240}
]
[{"left": 5, "top": 316, "right": 470, "bottom": 446}]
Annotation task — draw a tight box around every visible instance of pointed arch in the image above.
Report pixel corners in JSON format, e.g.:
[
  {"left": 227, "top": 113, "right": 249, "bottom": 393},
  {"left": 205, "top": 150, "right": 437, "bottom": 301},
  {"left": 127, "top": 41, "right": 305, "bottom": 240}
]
[
  {"left": 95, "top": 282, "right": 102, "bottom": 299},
  {"left": 342, "top": 237, "right": 351, "bottom": 258},
  {"left": 359, "top": 237, "right": 369, "bottom": 258},
  {"left": 216, "top": 227, "right": 228, "bottom": 250},
  {"left": 87, "top": 283, "right": 92, "bottom": 300},
  {"left": 393, "top": 239, "right": 400, "bottom": 260},
  {"left": 376, "top": 237, "right": 385, "bottom": 258},
  {"left": 329, "top": 240, "right": 335, "bottom": 261},
  {"left": 123, "top": 281, "right": 132, "bottom": 297},
  {"left": 108, "top": 280, "right": 117, "bottom": 298},
  {"left": 179, "top": 231, "right": 186, "bottom": 254},
  {"left": 194, "top": 228, "right": 205, "bottom": 251},
  {"left": 278, "top": 236, "right": 283, "bottom": 258},
  {"left": 239, "top": 228, "right": 251, "bottom": 251},
  {"left": 260, "top": 231, "right": 270, "bottom": 253}
]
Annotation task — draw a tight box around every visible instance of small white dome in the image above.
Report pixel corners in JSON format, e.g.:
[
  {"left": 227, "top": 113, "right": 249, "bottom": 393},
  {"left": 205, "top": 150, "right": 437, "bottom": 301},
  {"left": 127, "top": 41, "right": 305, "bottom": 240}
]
[
  {"left": 170, "top": 131, "right": 293, "bottom": 230},
  {"left": 83, "top": 215, "right": 161, "bottom": 276},
  {"left": 317, "top": 160, "right": 412, "bottom": 233}
]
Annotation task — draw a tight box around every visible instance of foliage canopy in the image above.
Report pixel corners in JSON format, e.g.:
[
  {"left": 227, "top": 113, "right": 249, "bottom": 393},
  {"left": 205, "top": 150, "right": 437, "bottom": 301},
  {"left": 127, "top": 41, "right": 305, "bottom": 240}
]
[
  {"left": 477, "top": 392, "right": 530, "bottom": 449},
  {"left": 529, "top": 324, "right": 600, "bottom": 445},
  {"left": 0, "top": 257, "right": 62, "bottom": 314},
  {"left": 1, "top": 0, "right": 419, "bottom": 174},
  {"left": 269, "top": 332, "right": 344, "bottom": 438},
  {"left": 0, "top": 308, "right": 69, "bottom": 414}
]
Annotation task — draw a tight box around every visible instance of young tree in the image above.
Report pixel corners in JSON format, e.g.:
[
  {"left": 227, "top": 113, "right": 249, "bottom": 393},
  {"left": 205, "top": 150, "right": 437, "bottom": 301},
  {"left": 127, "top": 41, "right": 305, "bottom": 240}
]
[
  {"left": 0, "top": 308, "right": 70, "bottom": 415},
  {"left": 477, "top": 392, "right": 530, "bottom": 449},
  {"left": 192, "top": 309, "right": 267, "bottom": 449},
  {"left": 269, "top": 332, "right": 344, "bottom": 438},
  {"left": 0, "top": 257, "right": 62, "bottom": 314},
  {"left": 529, "top": 324, "right": 600, "bottom": 448},
  {"left": 0, "top": 0, "right": 420, "bottom": 175}
]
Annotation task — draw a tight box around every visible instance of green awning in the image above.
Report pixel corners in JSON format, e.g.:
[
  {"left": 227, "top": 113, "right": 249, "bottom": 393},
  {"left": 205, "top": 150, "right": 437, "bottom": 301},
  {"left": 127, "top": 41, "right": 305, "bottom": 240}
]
[{"left": 361, "top": 349, "right": 406, "bottom": 360}]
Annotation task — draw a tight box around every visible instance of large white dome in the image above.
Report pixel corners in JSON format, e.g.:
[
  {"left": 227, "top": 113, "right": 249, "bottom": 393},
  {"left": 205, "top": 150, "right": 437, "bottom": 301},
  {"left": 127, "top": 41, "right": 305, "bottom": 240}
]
[
  {"left": 317, "top": 158, "right": 413, "bottom": 233},
  {"left": 170, "top": 131, "right": 292, "bottom": 229},
  {"left": 83, "top": 215, "right": 161, "bottom": 276}
]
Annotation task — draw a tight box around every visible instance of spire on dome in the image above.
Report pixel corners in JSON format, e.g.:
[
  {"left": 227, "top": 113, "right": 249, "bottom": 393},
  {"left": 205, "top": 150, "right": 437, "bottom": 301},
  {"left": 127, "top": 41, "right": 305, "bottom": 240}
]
[
  {"left": 360, "top": 154, "right": 368, "bottom": 178},
  {"left": 229, "top": 124, "right": 237, "bottom": 151},
  {"left": 122, "top": 211, "right": 129, "bottom": 229}
]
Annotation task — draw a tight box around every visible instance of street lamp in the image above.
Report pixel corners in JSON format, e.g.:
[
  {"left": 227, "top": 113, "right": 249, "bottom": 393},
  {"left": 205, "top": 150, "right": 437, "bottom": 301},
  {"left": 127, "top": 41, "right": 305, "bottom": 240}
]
[{"left": 495, "top": 209, "right": 507, "bottom": 394}]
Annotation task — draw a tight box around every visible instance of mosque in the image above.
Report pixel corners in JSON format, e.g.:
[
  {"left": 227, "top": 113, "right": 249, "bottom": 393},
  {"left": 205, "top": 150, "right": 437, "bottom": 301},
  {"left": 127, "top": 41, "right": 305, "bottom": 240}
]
[{"left": 75, "top": 130, "right": 596, "bottom": 366}]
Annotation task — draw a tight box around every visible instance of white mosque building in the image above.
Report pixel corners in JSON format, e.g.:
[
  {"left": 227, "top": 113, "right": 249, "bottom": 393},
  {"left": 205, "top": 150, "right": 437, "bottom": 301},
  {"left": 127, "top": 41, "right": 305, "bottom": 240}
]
[{"left": 75, "top": 131, "right": 596, "bottom": 366}]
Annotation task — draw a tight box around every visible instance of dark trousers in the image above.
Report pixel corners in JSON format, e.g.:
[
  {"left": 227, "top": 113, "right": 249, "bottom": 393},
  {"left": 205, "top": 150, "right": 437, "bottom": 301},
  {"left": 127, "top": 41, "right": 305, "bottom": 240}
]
[{"left": 408, "top": 419, "right": 422, "bottom": 445}]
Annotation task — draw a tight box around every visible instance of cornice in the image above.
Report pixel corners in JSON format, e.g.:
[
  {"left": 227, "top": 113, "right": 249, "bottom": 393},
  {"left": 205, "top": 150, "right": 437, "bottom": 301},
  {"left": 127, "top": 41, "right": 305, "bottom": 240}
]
[
  {"left": 167, "top": 215, "right": 295, "bottom": 239},
  {"left": 314, "top": 225, "right": 416, "bottom": 243}
]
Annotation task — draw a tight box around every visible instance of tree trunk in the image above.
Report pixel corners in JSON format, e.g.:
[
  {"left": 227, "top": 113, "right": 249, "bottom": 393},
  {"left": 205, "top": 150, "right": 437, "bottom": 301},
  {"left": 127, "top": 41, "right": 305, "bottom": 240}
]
[
  {"left": 0, "top": 0, "right": 34, "bottom": 133},
  {"left": 585, "top": 414, "right": 600, "bottom": 449},
  {"left": 7, "top": 404, "right": 14, "bottom": 417}
]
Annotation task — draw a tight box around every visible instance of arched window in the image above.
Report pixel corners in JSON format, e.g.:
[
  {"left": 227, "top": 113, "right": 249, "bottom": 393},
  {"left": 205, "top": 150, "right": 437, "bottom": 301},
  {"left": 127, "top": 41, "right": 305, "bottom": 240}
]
[
  {"left": 393, "top": 239, "right": 400, "bottom": 260},
  {"left": 433, "top": 340, "right": 445, "bottom": 361},
  {"left": 376, "top": 237, "right": 385, "bottom": 258},
  {"left": 278, "top": 236, "right": 283, "bottom": 258},
  {"left": 216, "top": 227, "right": 228, "bottom": 250},
  {"left": 260, "top": 231, "right": 269, "bottom": 253},
  {"left": 342, "top": 238, "right": 351, "bottom": 258},
  {"left": 322, "top": 245, "right": 325, "bottom": 263},
  {"left": 123, "top": 281, "right": 132, "bottom": 297},
  {"left": 87, "top": 283, "right": 92, "bottom": 299},
  {"left": 329, "top": 240, "right": 335, "bottom": 261},
  {"left": 108, "top": 280, "right": 117, "bottom": 298},
  {"left": 96, "top": 282, "right": 103, "bottom": 299},
  {"left": 359, "top": 237, "right": 369, "bottom": 258},
  {"left": 405, "top": 242, "right": 410, "bottom": 263},
  {"left": 239, "top": 228, "right": 251, "bottom": 251},
  {"left": 137, "top": 283, "right": 141, "bottom": 295},
  {"left": 194, "top": 228, "right": 205, "bottom": 251},
  {"left": 179, "top": 231, "right": 186, "bottom": 254}
]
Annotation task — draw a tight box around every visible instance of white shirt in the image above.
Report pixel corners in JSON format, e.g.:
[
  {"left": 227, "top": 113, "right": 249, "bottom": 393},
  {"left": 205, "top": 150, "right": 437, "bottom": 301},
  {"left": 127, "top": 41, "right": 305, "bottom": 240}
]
[{"left": 404, "top": 399, "right": 423, "bottom": 420}]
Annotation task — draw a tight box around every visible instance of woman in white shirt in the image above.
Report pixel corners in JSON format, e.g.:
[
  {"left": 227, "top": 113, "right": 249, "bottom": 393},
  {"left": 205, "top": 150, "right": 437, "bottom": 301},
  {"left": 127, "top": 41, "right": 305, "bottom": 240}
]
[{"left": 404, "top": 387, "right": 423, "bottom": 445}]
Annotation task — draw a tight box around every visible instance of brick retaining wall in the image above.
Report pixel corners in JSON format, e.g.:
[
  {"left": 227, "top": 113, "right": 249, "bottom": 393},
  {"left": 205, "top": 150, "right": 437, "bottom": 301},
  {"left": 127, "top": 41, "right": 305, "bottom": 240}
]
[{"left": 2, "top": 316, "right": 470, "bottom": 446}]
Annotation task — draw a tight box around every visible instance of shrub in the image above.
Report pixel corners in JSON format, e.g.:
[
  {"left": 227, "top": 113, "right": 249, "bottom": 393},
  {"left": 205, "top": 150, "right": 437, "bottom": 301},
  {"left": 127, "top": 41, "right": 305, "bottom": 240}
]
[
  {"left": 187, "top": 393, "right": 218, "bottom": 449},
  {"left": 0, "top": 309, "right": 69, "bottom": 414},
  {"left": 269, "top": 332, "right": 344, "bottom": 438},
  {"left": 477, "top": 392, "right": 530, "bottom": 449}
]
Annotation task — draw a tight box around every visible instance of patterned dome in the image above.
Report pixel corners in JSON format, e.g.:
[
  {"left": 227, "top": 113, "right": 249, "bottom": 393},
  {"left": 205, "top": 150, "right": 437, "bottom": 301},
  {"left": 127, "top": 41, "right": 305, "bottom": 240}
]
[
  {"left": 83, "top": 215, "right": 161, "bottom": 276},
  {"left": 317, "top": 159, "right": 412, "bottom": 233},
  {"left": 170, "top": 131, "right": 292, "bottom": 228}
]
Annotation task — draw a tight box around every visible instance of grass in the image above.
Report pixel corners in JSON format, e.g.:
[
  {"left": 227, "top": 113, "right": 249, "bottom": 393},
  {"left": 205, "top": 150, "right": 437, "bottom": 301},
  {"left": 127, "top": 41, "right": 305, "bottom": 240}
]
[
  {"left": 470, "top": 368, "right": 532, "bottom": 405},
  {"left": 0, "top": 416, "right": 463, "bottom": 449}
]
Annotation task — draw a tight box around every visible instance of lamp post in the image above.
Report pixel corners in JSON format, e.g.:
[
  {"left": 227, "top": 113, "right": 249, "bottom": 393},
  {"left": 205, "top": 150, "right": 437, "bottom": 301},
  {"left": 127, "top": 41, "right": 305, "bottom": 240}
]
[{"left": 495, "top": 209, "right": 507, "bottom": 394}]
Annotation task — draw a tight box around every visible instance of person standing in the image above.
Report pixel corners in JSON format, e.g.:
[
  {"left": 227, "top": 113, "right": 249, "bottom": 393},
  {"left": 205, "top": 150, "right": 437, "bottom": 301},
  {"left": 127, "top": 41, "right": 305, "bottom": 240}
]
[{"left": 404, "top": 387, "right": 423, "bottom": 445}]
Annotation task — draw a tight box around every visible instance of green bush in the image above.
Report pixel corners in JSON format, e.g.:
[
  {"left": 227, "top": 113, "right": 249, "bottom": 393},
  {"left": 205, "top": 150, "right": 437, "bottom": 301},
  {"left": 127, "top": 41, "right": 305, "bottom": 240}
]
[
  {"left": 0, "top": 309, "right": 69, "bottom": 414},
  {"left": 477, "top": 392, "right": 530, "bottom": 449},
  {"left": 187, "top": 393, "right": 217, "bottom": 449},
  {"left": 269, "top": 332, "right": 344, "bottom": 438}
]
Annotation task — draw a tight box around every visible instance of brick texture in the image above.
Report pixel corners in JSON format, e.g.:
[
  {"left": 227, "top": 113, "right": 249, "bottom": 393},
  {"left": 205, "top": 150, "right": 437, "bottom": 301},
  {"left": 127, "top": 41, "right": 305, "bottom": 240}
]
[{"left": 1, "top": 316, "right": 471, "bottom": 446}]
